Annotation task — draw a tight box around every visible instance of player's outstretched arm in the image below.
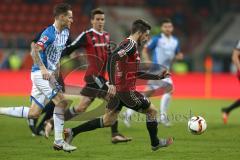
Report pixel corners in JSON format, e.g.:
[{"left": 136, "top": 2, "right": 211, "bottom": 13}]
[
  {"left": 136, "top": 70, "right": 170, "bottom": 80},
  {"left": 62, "top": 32, "right": 86, "bottom": 56}
]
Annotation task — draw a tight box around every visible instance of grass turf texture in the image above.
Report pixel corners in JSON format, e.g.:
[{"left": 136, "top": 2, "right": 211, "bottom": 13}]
[{"left": 0, "top": 96, "right": 240, "bottom": 160}]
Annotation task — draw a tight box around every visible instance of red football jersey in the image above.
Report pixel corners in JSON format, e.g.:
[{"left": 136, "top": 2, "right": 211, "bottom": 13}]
[
  {"left": 65, "top": 28, "right": 110, "bottom": 82},
  {"left": 114, "top": 38, "right": 140, "bottom": 91}
]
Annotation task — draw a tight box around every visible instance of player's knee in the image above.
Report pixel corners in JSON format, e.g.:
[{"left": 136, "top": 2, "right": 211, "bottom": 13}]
[
  {"left": 146, "top": 106, "right": 157, "bottom": 117},
  {"left": 55, "top": 99, "right": 69, "bottom": 108},
  {"left": 28, "top": 111, "right": 40, "bottom": 119}
]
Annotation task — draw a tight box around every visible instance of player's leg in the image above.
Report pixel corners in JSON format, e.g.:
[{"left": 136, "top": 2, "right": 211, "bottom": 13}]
[
  {"left": 35, "top": 74, "right": 65, "bottom": 136},
  {"left": 121, "top": 91, "right": 173, "bottom": 151},
  {"left": 0, "top": 86, "right": 43, "bottom": 119},
  {"left": 31, "top": 71, "right": 76, "bottom": 152},
  {"left": 26, "top": 101, "right": 54, "bottom": 136},
  {"left": 0, "top": 105, "right": 31, "bottom": 118},
  {"left": 27, "top": 118, "right": 38, "bottom": 136},
  {"left": 221, "top": 99, "right": 240, "bottom": 124},
  {"left": 35, "top": 101, "right": 55, "bottom": 136},
  {"left": 123, "top": 82, "right": 156, "bottom": 127},
  {"left": 64, "top": 108, "right": 120, "bottom": 144},
  {"left": 143, "top": 104, "right": 174, "bottom": 151},
  {"left": 64, "top": 95, "right": 93, "bottom": 121},
  {"left": 159, "top": 77, "right": 173, "bottom": 126},
  {"left": 51, "top": 93, "right": 77, "bottom": 152},
  {"left": 64, "top": 95, "right": 123, "bottom": 144},
  {"left": 123, "top": 108, "right": 135, "bottom": 127},
  {"left": 65, "top": 78, "right": 131, "bottom": 143}
]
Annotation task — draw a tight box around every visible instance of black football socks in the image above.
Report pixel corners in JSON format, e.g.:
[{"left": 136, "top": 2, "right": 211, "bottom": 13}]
[
  {"left": 222, "top": 99, "right": 240, "bottom": 114},
  {"left": 72, "top": 117, "right": 104, "bottom": 137}
]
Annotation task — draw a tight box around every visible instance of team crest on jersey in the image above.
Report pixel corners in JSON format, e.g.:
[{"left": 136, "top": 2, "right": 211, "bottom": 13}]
[
  {"left": 92, "top": 37, "right": 96, "bottom": 41},
  {"left": 40, "top": 36, "right": 49, "bottom": 43}
]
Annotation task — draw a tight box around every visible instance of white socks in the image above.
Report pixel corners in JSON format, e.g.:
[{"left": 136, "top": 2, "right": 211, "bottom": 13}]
[
  {"left": 125, "top": 108, "right": 135, "bottom": 120},
  {"left": 53, "top": 107, "right": 65, "bottom": 142},
  {"left": 0, "top": 106, "right": 29, "bottom": 118},
  {"left": 160, "top": 93, "right": 171, "bottom": 119}
]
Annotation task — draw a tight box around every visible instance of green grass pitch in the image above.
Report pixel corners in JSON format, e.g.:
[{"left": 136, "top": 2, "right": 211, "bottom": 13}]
[{"left": 0, "top": 96, "right": 240, "bottom": 160}]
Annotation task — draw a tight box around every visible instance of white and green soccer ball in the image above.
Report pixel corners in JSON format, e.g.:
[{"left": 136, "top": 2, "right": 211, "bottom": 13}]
[{"left": 188, "top": 116, "right": 207, "bottom": 135}]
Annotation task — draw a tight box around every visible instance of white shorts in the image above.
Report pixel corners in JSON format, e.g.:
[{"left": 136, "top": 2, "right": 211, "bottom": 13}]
[
  {"left": 147, "top": 77, "right": 173, "bottom": 91},
  {"left": 30, "top": 70, "right": 59, "bottom": 109}
]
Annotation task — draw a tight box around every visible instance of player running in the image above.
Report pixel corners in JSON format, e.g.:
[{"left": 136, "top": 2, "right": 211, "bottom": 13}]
[
  {"left": 62, "top": 8, "right": 131, "bottom": 143},
  {"left": 221, "top": 40, "right": 240, "bottom": 124},
  {"left": 64, "top": 19, "right": 174, "bottom": 151},
  {"left": 0, "top": 3, "right": 76, "bottom": 152},
  {"left": 27, "top": 28, "right": 70, "bottom": 137},
  {"left": 124, "top": 18, "right": 183, "bottom": 127}
]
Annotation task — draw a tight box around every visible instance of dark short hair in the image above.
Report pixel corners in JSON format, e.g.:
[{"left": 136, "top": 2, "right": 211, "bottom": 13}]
[
  {"left": 131, "top": 19, "right": 151, "bottom": 34},
  {"left": 53, "top": 3, "right": 71, "bottom": 17},
  {"left": 160, "top": 18, "right": 172, "bottom": 26},
  {"left": 91, "top": 8, "right": 104, "bottom": 19}
]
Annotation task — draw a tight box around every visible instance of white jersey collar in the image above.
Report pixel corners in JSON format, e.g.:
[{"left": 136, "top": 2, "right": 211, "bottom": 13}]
[
  {"left": 161, "top": 33, "right": 172, "bottom": 40},
  {"left": 91, "top": 28, "right": 104, "bottom": 35}
]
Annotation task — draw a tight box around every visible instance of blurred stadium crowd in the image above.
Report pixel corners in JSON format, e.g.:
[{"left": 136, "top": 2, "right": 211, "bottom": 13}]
[{"left": 0, "top": 0, "right": 239, "bottom": 71}]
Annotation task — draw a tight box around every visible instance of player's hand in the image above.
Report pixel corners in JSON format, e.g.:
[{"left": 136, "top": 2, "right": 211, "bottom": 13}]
[
  {"left": 53, "top": 70, "right": 60, "bottom": 79},
  {"left": 106, "top": 82, "right": 116, "bottom": 99},
  {"left": 49, "top": 75, "right": 63, "bottom": 92},
  {"left": 41, "top": 69, "right": 51, "bottom": 80}
]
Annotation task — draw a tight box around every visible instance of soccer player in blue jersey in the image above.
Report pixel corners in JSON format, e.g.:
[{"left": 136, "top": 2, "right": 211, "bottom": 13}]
[
  {"left": 124, "top": 18, "right": 183, "bottom": 127},
  {"left": 0, "top": 3, "right": 76, "bottom": 152},
  {"left": 27, "top": 30, "right": 71, "bottom": 137}
]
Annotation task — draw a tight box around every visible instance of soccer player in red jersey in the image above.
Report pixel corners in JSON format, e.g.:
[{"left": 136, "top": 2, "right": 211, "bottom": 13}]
[
  {"left": 62, "top": 8, "right": 131, "bottom": 143},
  {"left": 64, "top": 19, "right": 174, "bottom": 151},
  {"left": 221, "top": 40, "right": 240, "bottom": 124}
]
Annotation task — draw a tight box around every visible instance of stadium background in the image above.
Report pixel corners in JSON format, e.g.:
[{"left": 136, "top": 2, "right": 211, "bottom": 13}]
[
  {"left": 0, "top": 0, "right": 240, "bottom": 160},
  {"left": 0, "top": 0, "right": 239, "bottom": 98}
]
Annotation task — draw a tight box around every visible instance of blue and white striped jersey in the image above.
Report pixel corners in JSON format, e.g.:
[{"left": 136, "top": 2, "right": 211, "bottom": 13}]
[
  {"left": 32, "top": 24, "right": 70, "bottom": 72},
  {"left": 147, "top": 33, "right": 180, "bottom": 70}
]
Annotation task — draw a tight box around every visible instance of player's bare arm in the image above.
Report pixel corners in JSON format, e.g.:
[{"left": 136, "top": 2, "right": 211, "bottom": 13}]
[
  {"left": 54, "top": 62, "right": 61, "bottom": 79},
  {"left": 31, "top": 44, "right": 50, "bottom": 80},
  {"left": 232, "top": 49, "right": 240, "bottom": 71},
  {"left": 136, "top": 70, "right": 170, "bottom": 80}
]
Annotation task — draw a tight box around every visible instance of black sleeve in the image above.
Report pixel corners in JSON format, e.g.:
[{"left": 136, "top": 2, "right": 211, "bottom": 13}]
[
  {"left": 66, "top": 35, "right": 72, "bottom": 46},
  {"left": 136, "top": 71, "right": 169, "bottom": 80},
  {"left": 32, "top": 26, "right": 50, "bottom": 43},
  {"left": 61, "top": 35, "right": 72, "bottom": 57},
  {"left": 107, "top": 39, "right": 136, "bottom": 84},
  {"left": 62, "top": 31, "right": 87, "bottom": 56}
]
